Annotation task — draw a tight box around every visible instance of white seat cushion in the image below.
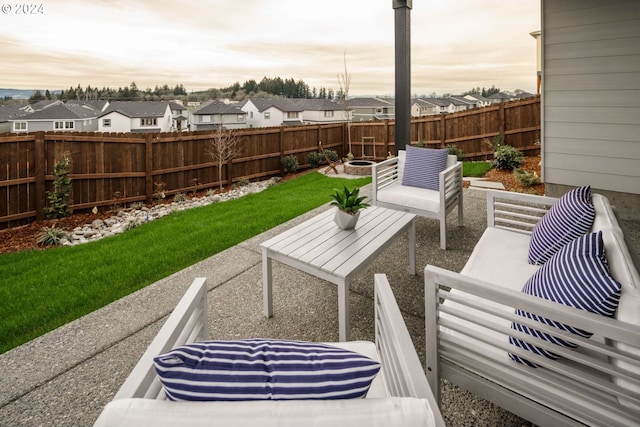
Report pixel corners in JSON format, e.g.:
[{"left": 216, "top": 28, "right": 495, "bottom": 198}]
[
  {"left": 376, "top": 181, "right": 441, "bottom": 214},
  {"left": 461, "top": 227, "right": 540, "bottom": 289},
  {"left": 93, "top": 397, "right": 438, "bottom": 427}
]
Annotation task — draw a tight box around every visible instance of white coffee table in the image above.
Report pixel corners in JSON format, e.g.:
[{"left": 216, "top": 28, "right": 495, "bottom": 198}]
[{"left": 261, "top": 206, "right": 416, "bottom": 341}]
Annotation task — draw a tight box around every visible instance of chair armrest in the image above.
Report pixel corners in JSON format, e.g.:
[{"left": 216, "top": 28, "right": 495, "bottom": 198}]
[
  {"left": 375, "top": 274, "right": 445, "bottom": 427},
  {"left": 372, "top": 157, "right": 400, "bottom": 203},
  {"left": 113, "top": 278, "right": 208, "bottom": 400},
  {"left": 485, "top": 190, "right": 558, "bottom": 234},
  {"left": 439, "top": 161, "right": 463, "bottom": 204}
]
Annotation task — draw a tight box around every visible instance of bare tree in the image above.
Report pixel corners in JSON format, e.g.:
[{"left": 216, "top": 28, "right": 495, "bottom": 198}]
[
  {"left": 207, "top": 127, "right": 242, "bottom": 190},
  {"left": 337, "top": 51, "right": 353, "bottom": 157}
]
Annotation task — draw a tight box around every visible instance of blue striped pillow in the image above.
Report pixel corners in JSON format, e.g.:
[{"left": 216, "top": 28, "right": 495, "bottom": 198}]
[
  {"left": 528, "top": 185, "right": 595, "bottom": 265},
  {"left": 510, "top": 231, "right": 622, "bottom": 367},
  {"left": 154, "top": 339, "right": 381, "bottom": 401},
  {"left": 401, "top": 145, "right": 449, "bottom": 191}
]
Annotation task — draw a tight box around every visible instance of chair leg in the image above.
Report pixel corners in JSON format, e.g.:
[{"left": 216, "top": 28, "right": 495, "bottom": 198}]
[{"left": 440, "top": 218, "right": 447, "bottom": 250}]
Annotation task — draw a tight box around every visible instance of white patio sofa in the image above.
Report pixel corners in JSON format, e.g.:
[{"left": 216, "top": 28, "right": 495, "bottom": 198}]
[
  {"left": 371, "top": 150, "right": 463, "bottom": 250},
  {"left": 424, "top": 190, "right": 640, "bottom": 426},
  {"left": 94, "top": 276, "right": 445, "bottom": 427}
]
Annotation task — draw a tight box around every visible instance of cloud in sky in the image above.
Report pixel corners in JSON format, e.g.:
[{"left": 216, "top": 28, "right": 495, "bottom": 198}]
[{"left": 0, "top": 0, "right": 540, "bottom": 96}]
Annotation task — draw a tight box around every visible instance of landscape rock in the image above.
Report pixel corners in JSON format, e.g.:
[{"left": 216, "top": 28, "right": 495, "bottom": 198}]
[{"left": 66, "top": 179, "right": 278, "bottom": 247}]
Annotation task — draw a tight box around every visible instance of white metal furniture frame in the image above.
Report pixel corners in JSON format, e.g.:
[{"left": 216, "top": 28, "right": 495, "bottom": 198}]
[
  {"left": 261, "top": 206, "right": 416, "bottom": 341},
  {"left": 372, "top": 151, "right": 463, "bottom": 250},
  {"left": 94, "top": 276, "right": 445, "bottom": 427},
  {"left": 424, "top": 190, "right": 640, "bottom": 427}
]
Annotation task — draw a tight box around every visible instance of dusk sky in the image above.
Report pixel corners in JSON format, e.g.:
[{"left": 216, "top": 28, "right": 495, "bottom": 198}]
[{"left": 1, "top": 0, "right": 541, "bottom": 96}]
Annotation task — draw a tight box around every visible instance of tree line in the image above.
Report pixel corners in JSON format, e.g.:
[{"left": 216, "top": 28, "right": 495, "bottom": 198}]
[{"left": 28, "top": 77, "right": 342, "bottom": 104}]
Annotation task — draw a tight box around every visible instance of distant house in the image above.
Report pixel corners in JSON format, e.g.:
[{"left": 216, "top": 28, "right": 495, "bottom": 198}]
[
  {"left": 239, "top": 98, "right": 303, "bottom": 128},
  {"left": 292, "top": 99, "right": 351, "bottom": 124},
  {"left": 169, "top": 101, "right": 189, "bottom": 131},
  {"left": 190, "top": 101, "right": 247, "bottom": 130},
  {"left": 98, "top": 101, "right": 173, "bottom": 133},
  {"left": 20, "top": 100, "right": 60, "bottom": 113},
  {"left": 515, "top": 91, "right": 536, "bottom": 100},
  {"left": 487, "top": 92, "right": 516, "bottom": 103},
  {"left": 9, "top": 101, "right": 101, "bottom": 133},
  {"left": 348, "top": 97, "right": 395, "bottom": 121},
  {"left": 0, "top": 104, "right": 25, "bottom": 133},
  {"left": 411, "top": 99, "right": 440, "bottom": 117},
  {"left": 461, "top": 93, "right": 492, "bottom": 108}
]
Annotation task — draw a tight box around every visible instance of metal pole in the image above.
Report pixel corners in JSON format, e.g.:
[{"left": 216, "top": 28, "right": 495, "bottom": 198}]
[{"left": 393, "top": 0, "right": 412, "bottom": 154}]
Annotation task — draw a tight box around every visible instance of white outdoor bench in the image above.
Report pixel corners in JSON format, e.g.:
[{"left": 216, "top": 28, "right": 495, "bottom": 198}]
[
  {"left": 424, "top": 190, "right": 640, "bottom": 426},
  {"left": 94, "top": 276, "right": 445, "bottom": 427},
  {"left": 371, "top": 150, "right": 463, "bottom": 250}
]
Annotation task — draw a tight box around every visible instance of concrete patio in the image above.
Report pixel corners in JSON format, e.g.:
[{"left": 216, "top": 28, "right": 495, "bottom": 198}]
[{"left": 1, "top": 185, "right": 638, "bottom": 427}]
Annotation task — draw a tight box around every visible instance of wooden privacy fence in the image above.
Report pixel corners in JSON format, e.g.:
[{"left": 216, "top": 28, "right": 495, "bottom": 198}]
[{"left": 0, "top": 97, "right": 539, "bottom": 229}]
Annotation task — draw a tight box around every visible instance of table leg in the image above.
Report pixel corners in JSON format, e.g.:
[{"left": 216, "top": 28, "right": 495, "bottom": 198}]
[
  {"left": 262, "top": 249, "right": 273, "bottom": 318},
  {"left": 338, "top": 279, "right": 350, "bottom": 341},
  {"left": 408, "top": 219, "right": 416, "bottom": 275}
]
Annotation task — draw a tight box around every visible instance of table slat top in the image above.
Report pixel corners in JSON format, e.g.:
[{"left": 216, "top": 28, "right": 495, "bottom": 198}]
[{"left": 261, "top": 206, "right": 415, "bottom": 278}]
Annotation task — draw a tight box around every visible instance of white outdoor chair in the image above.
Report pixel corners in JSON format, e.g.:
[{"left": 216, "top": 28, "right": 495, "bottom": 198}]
[{"left": 371, "top": 150, "right": 463, "bottom": 250}]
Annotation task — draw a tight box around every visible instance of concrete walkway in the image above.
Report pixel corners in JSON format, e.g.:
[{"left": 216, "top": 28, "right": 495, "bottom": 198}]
[{"left": 1, "top": 185, "right": 638, "bottom": 427}]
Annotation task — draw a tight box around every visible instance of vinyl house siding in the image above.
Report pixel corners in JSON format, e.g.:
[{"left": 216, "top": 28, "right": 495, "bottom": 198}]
[{"left": 542, "top": 0, "right": 640, "bottom": 218}]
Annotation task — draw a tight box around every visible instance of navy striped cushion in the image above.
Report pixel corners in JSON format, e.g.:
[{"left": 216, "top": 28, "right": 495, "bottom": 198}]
[
  {"left": 510, "top": 231, "right": 622, "bottom": 367},
  {"left": 154, "top": 339, "right": 381, "bottom": 401},
  {"left": 528, "top": 185, "right": 595, "bottom": 265},
  {"left": 401, "top": 145, "right": 448, "bottom": 191}
]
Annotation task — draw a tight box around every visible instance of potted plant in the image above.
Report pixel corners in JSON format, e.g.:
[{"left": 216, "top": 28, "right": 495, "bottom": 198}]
[{"left": 329, "top": 186, "right": 370, "bottom": 229}]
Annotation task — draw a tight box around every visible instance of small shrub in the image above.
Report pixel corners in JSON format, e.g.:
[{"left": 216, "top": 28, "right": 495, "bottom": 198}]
[
  {"left": 343, "top": 152, "right": 354, "bottom": 163},
  {"left": 45, "top": 153, "right": 73, "bottom": 219},
  {"left": 447, "top": 144, "right": 465, "bottom": 161},
  {"left": 307, "top": 152, "right": 323, "bottom": 168},
  {"left": 37, "top": 226, "right": 70, "bottom": 246},
  {"left": 206, "top": 189, "right": 217, "bottom": 198},
  {"left": 492, "top": 145, "right": 524, "bottom": 171},
  {"left": 325, "top": 149, "right": 339, "bottom": 163},
  {"left": 174, "top": 192, "right": 186, "bottom": 202},
  {"left": 281, "top": 155, "right": 299, "bottom": 173},
  {"left": 130, "top": 202, "right": 145, "bottom": 210},
  {"left": 414, "top": 139, "right": 428, "bottom": 148},
  {"left": 123, "top": 218, "right": 139, "bottom": 230},
  {"left": 154, "top": 182, "right": 166, "bottom": 201},
  {"left": 484, "top": 134, "right": 505, "bottom": 152},
  {"left": 237, "top": 178, "right": 251, "bottom": 187},
  {"left": 514, "top": 168, "right": 541, "bottom": 186}
]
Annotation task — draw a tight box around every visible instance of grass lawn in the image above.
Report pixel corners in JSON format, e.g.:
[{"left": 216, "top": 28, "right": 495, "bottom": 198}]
[
  {"left": 0, "top": 172, "right": 371, "bottom": 354},
  {"left": 463, "top": 161, "right": 492, "bottom": 177}
]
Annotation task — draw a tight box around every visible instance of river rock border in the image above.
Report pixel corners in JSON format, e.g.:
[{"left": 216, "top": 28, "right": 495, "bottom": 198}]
[{"left": 63, "top": 178, "right": 279, "bottom": 246}]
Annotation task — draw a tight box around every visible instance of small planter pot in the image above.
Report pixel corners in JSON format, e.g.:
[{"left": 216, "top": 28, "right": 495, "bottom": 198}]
[{"left": 334, "top": 209, "right": 360, "bottom": 230}]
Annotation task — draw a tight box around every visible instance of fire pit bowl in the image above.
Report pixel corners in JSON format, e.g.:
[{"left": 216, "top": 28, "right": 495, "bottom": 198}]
[{"left": 343, "top": 160, "right": 376, "bottom": 176}]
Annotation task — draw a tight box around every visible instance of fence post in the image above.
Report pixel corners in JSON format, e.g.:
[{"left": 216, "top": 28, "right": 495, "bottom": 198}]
[
  {"left": 499, "top": 102, "right": 506, "bottom": 141},
  {"left": 145, "top": 133, "right": 153, "bottom": 204},
  {"left": 440, "top": 115, "right": 446, "bottom": 148},
  {"left": 35, "top": 131, "right": 46, "bottom": 220},
  {"left": 279, "top": 126, "right": 285, "bottom": 175}
]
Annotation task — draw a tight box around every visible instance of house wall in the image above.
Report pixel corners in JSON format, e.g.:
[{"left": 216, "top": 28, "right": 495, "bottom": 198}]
[
  {"left": 261, "top": 107, "right": 284, "bottom": 127},
  {"left": 99, "top": 112, "right": 132, "bottom": 132},
  {"left": 221, "top": 114, "right": 246, "bottom": 129},
  {"left": 302, "top": 110, "right": 349, "bottom": 124},
  {"left": 241, "top": 101, "right": 261, "bottom": 128},
  {"left": 542, "top": 0, "right": 640, "bottom": 220}
]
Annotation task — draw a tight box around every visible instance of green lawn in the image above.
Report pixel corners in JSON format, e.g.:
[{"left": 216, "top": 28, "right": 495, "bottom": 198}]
[
  {"left": 0, "top": 172, "right": 371, "bottom": 354},
  {"left": 463, "top": 160, "right": 493, "bottom": 177}
]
